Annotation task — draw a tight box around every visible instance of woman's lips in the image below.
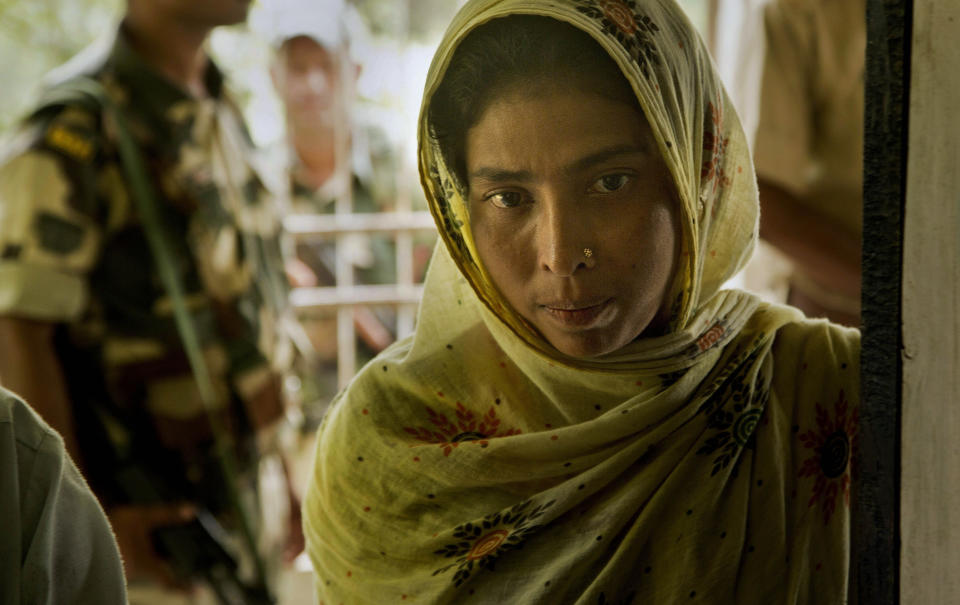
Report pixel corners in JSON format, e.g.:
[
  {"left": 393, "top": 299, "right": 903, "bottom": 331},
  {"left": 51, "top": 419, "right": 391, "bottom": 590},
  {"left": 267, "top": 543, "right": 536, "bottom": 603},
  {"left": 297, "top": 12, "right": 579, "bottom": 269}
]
[{"left": 541, "top": 299, "right": 612, "bottom": 328}]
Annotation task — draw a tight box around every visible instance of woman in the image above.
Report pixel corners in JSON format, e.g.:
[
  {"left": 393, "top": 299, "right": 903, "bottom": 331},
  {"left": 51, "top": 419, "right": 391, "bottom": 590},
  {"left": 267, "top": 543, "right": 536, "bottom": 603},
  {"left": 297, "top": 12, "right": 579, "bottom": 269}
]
[{"left": 304, "top": 1, "right": 859, "bottom": 602}]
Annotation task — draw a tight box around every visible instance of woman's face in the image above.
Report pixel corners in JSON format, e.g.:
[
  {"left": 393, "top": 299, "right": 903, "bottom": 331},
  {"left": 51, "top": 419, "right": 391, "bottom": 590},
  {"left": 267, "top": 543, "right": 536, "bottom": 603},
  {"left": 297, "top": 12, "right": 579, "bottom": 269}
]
[{"left": 465, "top": 85, "right": 680, "bottom": 358}]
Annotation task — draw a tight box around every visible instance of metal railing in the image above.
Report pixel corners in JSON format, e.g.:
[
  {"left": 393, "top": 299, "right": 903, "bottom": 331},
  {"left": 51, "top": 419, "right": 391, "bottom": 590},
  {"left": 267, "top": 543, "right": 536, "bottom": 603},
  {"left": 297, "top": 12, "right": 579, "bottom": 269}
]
[{"left": 284, "top": 210, "right": 436, "bottom": 388}]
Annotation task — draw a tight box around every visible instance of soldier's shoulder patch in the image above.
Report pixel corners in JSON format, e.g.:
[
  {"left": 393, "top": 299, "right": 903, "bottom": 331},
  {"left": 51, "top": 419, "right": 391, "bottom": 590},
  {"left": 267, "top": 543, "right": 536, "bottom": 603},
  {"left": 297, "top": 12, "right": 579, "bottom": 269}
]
[
  {"left": 28, "top": 103, "right": 102, "bottom": 164},
  {"left": 44, "top": 121, "right": 97, "bottom": 162}
]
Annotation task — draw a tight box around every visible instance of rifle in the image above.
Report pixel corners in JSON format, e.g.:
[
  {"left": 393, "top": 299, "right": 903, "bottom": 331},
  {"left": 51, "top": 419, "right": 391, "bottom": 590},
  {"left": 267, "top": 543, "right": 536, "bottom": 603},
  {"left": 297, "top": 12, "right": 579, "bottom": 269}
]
[
  {"left": 152, "top": 510, "right": 274, "bottom": 605},
  {"left": 57, "top": 356, "right": 275, "bottom": 604}
]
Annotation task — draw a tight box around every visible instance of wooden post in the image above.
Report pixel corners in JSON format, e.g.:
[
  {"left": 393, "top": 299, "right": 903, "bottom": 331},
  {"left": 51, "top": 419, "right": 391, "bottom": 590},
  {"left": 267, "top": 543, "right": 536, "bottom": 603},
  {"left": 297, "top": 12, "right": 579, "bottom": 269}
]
[
  {"left": 899, "top": 0, "right": 960, "bottom": 602},
  {"left": 856, "top": 0, "right": 911, "bottom": 602}
]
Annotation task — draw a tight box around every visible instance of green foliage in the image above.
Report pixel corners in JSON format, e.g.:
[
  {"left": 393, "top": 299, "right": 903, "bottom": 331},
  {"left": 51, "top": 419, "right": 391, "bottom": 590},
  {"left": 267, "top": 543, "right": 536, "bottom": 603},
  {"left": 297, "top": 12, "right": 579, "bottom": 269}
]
[
  {"left": 0, "top": 0, "right": 122, "bottom": 131},
  {"left": 353, "top": 0, "right": 466, "bottom": 41},
  {"left": 0, "top": 0, "right": 711, "bottom": 145}
]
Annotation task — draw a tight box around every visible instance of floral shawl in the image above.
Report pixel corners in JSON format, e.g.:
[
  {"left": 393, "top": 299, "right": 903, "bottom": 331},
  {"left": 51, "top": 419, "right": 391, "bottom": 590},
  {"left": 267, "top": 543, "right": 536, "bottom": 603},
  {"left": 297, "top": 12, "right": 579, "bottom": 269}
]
[{"left": 303, "top": 1, "right": 860, "bottom": 603}]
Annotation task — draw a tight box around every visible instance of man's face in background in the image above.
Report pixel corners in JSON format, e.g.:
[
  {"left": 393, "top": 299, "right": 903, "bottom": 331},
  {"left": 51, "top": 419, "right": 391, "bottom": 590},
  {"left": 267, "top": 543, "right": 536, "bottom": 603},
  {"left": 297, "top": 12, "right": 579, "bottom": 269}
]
[{"left": 273, "top": 35, "right": 343, "bottom": 129}]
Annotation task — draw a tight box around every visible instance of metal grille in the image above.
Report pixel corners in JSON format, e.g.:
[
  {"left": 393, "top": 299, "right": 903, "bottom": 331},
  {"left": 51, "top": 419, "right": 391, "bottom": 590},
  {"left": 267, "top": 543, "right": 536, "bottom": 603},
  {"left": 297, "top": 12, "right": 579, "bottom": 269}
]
[{"left": 284, "top": 209, "right": 436, "bottom": 388}]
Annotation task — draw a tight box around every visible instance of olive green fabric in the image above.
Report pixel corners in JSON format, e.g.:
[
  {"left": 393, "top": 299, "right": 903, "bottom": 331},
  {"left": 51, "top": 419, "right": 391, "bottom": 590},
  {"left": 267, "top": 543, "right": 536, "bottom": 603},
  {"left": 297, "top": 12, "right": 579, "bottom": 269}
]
[
  {"left": 0, "top": 387, "right": 127, "bottom": 604},
  {"left": 0, "top": 26, "right": 293, "bottom": 496},
  {"left": 304, "top": 1, "right": 860, "bottom": 603}
]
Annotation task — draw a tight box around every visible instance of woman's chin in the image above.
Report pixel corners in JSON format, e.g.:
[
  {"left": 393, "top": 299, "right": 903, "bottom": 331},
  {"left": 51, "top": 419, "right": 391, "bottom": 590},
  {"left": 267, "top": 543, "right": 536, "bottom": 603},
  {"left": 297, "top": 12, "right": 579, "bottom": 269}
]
[{"left": 544, "top": 331, "right": 621, "bottom": 360}]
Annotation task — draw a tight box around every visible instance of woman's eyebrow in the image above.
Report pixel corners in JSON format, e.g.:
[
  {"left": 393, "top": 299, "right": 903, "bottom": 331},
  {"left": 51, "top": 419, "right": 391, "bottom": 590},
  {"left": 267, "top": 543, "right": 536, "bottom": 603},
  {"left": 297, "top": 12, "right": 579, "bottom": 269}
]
[
  {"left": 468, "top": 144, "right": 651, "bottom": 183},
  {"left": 565, "top": 144, "right": 651, "bottom": 173},
  {"left": 468, "top": 167, "right": 535, "bottom": 182}
]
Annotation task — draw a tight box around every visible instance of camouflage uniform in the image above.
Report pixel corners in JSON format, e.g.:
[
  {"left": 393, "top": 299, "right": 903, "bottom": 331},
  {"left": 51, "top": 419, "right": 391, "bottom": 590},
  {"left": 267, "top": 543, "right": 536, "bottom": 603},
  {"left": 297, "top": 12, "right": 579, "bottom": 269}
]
[
  {"left": 284, "top": 128, "right": 399, "bottom": 384},
  {"left": 289, "top": 166, "right": 398, "bottom": 288},
  {"left": 283, "top": 117, "right": 400, "bottom": 281},
  {"left": 0, "top": 27, "right": 293, "bottom": 517}
]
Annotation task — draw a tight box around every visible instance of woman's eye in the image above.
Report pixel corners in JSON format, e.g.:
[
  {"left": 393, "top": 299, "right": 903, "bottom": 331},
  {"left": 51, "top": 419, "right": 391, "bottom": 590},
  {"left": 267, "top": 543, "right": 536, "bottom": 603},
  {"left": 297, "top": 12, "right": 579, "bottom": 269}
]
[
  {"left": 590, "top": 174, "right": 631, "bottom": 193},
  {"left": 486, "top": 191, "right": 527, "bottom": 209}
]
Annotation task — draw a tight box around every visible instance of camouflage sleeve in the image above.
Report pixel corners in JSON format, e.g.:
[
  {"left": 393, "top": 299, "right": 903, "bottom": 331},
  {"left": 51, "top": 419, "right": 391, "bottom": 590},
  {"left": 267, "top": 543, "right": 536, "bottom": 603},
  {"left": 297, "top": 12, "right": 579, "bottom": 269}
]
[{"left": 0, "top": 107, "right": 105, "bottom": 321}]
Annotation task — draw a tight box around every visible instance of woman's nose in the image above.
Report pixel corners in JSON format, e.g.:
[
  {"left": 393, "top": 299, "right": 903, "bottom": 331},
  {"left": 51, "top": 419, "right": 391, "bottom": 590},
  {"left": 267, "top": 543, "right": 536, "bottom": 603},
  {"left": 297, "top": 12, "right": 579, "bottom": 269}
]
[{"left": 537, "top": 202, "right": 596, "bottom": 276}]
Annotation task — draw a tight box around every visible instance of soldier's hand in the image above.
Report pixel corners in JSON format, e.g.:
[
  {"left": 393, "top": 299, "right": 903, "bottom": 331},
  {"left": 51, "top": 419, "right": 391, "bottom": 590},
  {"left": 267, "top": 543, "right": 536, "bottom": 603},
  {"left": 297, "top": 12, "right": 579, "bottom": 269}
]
[
  {"left": 285, "top": 257, "right": 318, "bottom": 288},
  {"left": 107, "top": 503, "right": 196, "bottom": 590},
  {"left": 284, "top": 492, "right": 305, "bottom": 563}
]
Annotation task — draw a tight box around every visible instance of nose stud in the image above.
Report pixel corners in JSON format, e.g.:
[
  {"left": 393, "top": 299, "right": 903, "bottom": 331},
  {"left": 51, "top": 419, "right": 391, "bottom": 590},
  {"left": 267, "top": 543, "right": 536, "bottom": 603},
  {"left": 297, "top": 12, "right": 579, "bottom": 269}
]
[{"left": 583, "top": 248, "right": 593, "bottom": 258}]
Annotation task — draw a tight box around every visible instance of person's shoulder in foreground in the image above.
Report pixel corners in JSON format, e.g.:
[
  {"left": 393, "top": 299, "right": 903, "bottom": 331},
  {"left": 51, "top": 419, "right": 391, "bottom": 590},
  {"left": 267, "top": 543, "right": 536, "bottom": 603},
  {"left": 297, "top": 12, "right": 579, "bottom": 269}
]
[{"left": 0, "top": 386, "right": 128, "bottom": 604}]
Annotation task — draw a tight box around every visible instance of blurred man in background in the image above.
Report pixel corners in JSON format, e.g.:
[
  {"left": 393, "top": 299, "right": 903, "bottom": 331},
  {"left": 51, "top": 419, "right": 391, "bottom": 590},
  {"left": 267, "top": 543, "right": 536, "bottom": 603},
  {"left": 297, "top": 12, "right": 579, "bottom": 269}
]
[
  {"left": 0, "top": 0, "right": 302, "bottom": 601},
  {"left": 264, "top": 0, "right": 399, "bottom": 404},
  {"left": 753, "top": 0, "right": 866, "bottom": 327}
]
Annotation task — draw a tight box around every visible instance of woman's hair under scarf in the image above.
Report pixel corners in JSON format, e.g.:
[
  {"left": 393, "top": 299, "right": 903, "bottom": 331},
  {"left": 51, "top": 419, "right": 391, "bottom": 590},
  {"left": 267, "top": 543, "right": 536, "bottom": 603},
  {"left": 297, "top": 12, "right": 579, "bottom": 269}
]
[
  {"left": 304, "top": 1, "right": 860, "bottom": 603},
  {"left": 428, "top": 16, "right": 639, "bottom": 190}
]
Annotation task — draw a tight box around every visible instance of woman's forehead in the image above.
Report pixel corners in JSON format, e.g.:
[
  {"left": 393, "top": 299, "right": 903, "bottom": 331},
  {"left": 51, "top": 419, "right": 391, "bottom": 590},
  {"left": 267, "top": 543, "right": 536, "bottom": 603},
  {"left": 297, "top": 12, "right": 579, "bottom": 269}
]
[
  {"left": 460, "top": 47, "right": 641, "bottom": 121},
  {"left": 465, "top": 87, "right": 658, "bottom": 177}
]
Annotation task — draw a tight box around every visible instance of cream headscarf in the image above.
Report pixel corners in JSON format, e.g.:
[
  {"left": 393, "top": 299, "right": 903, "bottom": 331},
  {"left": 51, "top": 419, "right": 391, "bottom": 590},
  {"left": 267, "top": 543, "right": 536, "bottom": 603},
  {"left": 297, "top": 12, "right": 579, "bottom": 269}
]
[{"left": 304, "top": 1, "right": 860, "bottom": 603}]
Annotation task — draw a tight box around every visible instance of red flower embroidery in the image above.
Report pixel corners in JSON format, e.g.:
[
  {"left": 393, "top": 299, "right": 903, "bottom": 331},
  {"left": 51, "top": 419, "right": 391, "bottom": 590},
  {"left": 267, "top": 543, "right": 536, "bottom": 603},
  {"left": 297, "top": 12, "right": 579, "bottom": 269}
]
[
  {"left": 697, "top": 322, "right": 726, "bottom": 352},
  {"left": 701, "top": 98, "right": 731, "bottom": 200},
  {"left": 403, "top": 403, "right": 521, "bottom": 456},
  {"left": 575, "top": 0, "right": 661, "bottom": 80},
  {"left": 798, "top": 389, "right": 859, "bottom": 524},
  {"left": 599, "top": 0, "right": 639, "bottom": 35}
]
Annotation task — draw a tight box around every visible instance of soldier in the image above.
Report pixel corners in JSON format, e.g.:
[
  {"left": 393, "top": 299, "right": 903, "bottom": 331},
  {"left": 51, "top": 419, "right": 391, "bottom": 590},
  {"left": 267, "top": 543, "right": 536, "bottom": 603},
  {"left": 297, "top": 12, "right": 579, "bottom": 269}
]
[
  {"left": 0, "top": 0, "right": 301, "bottom": 599},
  {"left": 265, "top": 0, "right": 399, "bottom": 377}
]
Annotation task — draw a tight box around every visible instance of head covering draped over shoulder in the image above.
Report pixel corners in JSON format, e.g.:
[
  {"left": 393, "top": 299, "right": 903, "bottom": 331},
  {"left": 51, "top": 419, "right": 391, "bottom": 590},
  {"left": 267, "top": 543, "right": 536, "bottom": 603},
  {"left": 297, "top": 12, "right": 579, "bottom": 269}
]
[{"left": 304, "top": 1, "right": 860, "bottom": 603}]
